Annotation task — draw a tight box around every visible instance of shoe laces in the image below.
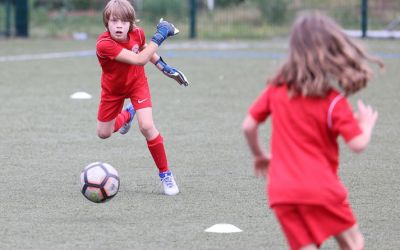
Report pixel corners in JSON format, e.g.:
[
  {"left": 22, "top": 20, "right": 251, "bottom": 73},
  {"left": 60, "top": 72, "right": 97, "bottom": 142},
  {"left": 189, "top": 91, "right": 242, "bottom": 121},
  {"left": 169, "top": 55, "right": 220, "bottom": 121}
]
[{"left": 161, "top": 174, "right": 175, "bottom": 188}]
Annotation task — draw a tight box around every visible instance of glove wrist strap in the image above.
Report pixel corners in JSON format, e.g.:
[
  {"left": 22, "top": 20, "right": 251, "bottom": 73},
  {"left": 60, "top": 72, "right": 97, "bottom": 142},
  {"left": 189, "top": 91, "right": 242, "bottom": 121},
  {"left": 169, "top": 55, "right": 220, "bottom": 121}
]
[
  {"left": 151, "top": 33, "right": 164, "bottom": 46},
  {"left": 155, "top": 57, "right": 167, "bottom": 71}
]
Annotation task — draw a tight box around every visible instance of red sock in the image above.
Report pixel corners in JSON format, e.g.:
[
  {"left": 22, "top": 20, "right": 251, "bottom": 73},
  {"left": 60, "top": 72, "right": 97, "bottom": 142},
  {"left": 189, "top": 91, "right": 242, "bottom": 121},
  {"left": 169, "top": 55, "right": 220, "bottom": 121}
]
[
  {"left": 147, "top": 134, "right": 169, "bottom": 173},
  {"left": 113, "top": 110, "right": 130, "bottom": 132}
]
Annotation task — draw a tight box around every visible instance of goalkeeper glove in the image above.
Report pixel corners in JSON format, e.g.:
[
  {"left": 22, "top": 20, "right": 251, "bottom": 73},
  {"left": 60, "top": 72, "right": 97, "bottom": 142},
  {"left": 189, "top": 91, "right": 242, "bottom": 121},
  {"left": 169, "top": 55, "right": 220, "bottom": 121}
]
[
  {"left": 155, "top": 57, "right": 189, "bottom": 87},
  {"left": 151, "top": 18, "right": 179, "bottom": 46}
]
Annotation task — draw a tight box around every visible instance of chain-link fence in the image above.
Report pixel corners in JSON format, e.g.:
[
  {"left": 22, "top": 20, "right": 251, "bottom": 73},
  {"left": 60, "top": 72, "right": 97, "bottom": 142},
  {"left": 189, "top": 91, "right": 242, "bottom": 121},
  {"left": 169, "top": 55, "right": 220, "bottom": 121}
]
[{"left": 1, "top": 0, "right": 399, "bottom": 39}]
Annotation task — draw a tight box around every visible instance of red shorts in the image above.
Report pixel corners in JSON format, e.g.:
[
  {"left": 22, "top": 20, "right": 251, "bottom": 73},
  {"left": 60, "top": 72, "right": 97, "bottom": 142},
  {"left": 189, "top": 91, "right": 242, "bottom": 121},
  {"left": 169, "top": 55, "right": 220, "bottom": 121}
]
[
  {"left": 97, "top": 82, "right": 152, "bottom": 122},
  {"left": 272, "top": 202, "right": 356, "bottom": 250}
]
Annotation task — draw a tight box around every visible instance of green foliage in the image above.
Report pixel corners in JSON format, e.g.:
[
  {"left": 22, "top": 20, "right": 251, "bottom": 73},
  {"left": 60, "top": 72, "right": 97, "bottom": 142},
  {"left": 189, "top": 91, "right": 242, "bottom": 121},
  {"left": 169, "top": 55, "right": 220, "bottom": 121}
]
[
  {"left": 32, "top": 0, "right": 100, "bottom": 10},
  {"left": 140, "top": 0, "right": 187, "bottom": 23},
  {"left": 215, "top": 0, "right": 245, "bottom": 8},
  {"left": 332, "top": 7, "right": 359, "bottom": 28},
  {"left": 33, "top": 0, "right": 64, "bottom": 10},
  {"left": 20, "top": 0, "right": 400, "bottom": 39},
  {"left": 67, "top": 0, "right": 90, "bottom": 10},
  {"left": 255, "top": 0, "right": 290, "bottom": 25}
]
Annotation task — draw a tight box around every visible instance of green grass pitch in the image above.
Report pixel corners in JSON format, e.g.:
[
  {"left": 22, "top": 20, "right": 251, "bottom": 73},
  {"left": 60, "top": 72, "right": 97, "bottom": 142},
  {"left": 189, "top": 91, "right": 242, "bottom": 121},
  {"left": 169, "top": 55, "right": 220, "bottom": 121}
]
[{"left": 0, "top": 38, "right": 399, "bottom": 249}]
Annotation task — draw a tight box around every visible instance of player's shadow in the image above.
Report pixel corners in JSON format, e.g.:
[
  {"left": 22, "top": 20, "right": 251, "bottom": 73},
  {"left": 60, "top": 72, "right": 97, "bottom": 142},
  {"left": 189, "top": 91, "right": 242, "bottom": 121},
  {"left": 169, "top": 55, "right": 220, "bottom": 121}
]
[{"left": 119, "top": 176, "right": 183, "bottom": 196}]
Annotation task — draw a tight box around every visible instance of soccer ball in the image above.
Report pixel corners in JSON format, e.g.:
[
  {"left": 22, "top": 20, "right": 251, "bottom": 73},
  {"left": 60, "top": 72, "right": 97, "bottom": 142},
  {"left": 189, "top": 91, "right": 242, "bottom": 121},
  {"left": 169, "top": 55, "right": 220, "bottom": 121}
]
[{"left": 80, "top": 162, "right": 120, "bottom": 203}]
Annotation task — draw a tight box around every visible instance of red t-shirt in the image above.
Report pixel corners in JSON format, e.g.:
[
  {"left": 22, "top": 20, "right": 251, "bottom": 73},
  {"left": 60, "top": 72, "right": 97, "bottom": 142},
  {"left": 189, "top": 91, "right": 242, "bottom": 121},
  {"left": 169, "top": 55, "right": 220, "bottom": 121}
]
[
  {"left": 96, "top": 27, "right": 148, "bottom": 100},
  {"left": 249, "top": 84, "right": 362, "bottom": 206}
]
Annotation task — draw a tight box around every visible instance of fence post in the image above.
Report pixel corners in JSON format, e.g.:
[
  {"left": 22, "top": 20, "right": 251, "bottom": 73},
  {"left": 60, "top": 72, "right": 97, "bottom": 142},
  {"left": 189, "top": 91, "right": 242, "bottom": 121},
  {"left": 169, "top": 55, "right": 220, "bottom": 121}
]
[
  {"left": 5, "top": 0, "right": 11, "bottom": 37},
  {"left": 189, "top": 0, "right": 197, "bottom": 39},
  {"left": 361, "top": 0, "right": 368, "bottom": 38},
  {"left": 15, "top": 0, "right": 29, "bottom": 37}
]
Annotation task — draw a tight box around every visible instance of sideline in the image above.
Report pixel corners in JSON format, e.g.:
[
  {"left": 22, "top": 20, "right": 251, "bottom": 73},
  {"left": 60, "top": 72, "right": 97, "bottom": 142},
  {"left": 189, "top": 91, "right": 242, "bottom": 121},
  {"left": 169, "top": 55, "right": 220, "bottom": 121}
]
[
  {"left": 1, "top": 41, "right": 400, "bottom": 62},
  {"left": 0, "top": 41, "right": 288, "bottom": 62},
  {"left": 0, "top": 50, "right": 95, "bottom": 62}
]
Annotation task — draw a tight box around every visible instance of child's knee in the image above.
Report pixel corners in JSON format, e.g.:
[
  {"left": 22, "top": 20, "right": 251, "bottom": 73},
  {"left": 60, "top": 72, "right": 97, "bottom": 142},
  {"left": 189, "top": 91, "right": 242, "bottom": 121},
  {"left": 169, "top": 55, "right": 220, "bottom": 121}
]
[
  {"left": 139, "top": 121, "right": 156, "bottom": 136},
  {"left": 335, "top": 226, "right": 364, "bottom": 250},
  {"left": 97, "top": 130, "right": 112, "bottom": 139}
]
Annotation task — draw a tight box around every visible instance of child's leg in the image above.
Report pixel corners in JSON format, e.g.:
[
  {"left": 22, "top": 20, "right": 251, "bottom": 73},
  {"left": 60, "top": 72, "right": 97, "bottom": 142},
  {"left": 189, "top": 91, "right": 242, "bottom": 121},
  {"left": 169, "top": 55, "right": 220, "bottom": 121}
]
[
  {"left": 273, "top": 205, "right": 316, "bottom": 250},
  {"left": 334, "top": 224, "right": 364, "bottom": 250},
  {"left": 300, "top": 244, "right": 318, "bottom": 250},
  {"left": 135, "top": 107, "right": 159, "bottom": 140},
  {"left": 130, "top": 85, "right": 179, "bottom": 195},
  {"left": 136, "top": 107, "right": 179, "bottom": 195},
  {"left": 116, "top": 103, "right": 135, "bottom": 135},
  {"left": 97, "top": 120, "right": 116, "bottom": 139},
  {"left": 273, "top": 203, "right": 358, "bottom": 250},
  {"left": 97, "top": 110, "right": 132, "bottom": 139},
  {"left": 136, "top": 107, "right": 168, "bottom": 173},
  {"left": 97, "top": 97, "right": 127, "bottom": 139},
  {"left": 113, "top": 108, "right": 131, "bottom": 132}
]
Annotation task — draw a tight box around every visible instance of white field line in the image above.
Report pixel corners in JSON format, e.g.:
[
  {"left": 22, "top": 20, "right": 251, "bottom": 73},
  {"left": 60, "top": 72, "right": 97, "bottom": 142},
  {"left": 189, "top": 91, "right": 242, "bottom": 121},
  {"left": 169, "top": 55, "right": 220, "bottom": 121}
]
[
  {"left": 1, "top": 37, "right": 398, "bottom": 63},
  {"left": 344, "top": 30, "right": 400, "bottom": 39},
  {"left": 0, "top": 50, "right": 95, "bottom": 62},
  {"left": 0, "top": 41, "right": 286, "bottom": 63}
]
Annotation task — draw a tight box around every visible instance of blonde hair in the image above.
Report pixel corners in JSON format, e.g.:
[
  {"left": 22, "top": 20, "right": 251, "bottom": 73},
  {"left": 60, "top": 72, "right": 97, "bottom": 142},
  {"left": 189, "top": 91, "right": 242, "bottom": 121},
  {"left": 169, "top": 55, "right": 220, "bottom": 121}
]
[
  {"left": 271, "top": 11, "right": 384, "bottom": 96},
  {"left": 103, "top": 0, "right": 137, "bottom": 32}
]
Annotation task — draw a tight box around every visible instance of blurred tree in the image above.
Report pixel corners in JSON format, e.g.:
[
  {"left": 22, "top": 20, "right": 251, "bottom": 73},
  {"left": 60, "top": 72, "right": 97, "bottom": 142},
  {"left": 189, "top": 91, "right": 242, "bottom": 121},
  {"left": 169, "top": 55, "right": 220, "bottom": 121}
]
[
  {"left": 256, "top": 0, "right": 290, "bottom": 25},
  {"left": 68, "top": 0, "right": 90, "bottom": 10},
  {"left": 33, "top": 0, "right": 64, "bottom": 10},
  {"left": 140, "top": 0, "right": 186, "bottom": 22},
  {"left": 32, "top": 0, "right": 104, "bottom": 10},
  {"left": 215, "top": 0, "right": 245, "bottom": 7}
]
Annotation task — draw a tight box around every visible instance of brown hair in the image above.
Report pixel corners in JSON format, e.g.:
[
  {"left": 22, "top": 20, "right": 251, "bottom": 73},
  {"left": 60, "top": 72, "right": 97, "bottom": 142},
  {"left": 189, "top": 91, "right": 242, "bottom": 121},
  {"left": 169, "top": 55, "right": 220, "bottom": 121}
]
[
  {"left": 103, "top": 0, "right": 137, "bottom": 32},
  {"left": 270, "top": 11, "right": 384, "bottom": 96}
]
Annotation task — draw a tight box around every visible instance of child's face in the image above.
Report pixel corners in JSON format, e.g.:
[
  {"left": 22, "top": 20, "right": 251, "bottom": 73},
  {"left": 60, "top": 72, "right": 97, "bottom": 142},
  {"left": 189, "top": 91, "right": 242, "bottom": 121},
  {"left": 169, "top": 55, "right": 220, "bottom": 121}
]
[{"left": 107, "top": 16, "right": 130, "bottom": 41}]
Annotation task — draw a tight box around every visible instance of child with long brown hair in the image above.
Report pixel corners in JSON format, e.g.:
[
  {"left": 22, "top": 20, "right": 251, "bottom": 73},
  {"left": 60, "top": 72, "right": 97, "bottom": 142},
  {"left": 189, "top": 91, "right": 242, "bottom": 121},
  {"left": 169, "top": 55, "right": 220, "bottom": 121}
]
[{"left": 242, "top": 12, "right": 383, "bottom": 250}]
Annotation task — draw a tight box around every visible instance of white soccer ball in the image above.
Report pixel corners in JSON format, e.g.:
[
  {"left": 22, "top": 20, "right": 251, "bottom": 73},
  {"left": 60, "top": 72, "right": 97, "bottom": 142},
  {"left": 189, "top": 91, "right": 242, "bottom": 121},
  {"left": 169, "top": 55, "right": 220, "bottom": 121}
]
[{"left": 80, "top": 162, "right": 120, "bottom": 203}]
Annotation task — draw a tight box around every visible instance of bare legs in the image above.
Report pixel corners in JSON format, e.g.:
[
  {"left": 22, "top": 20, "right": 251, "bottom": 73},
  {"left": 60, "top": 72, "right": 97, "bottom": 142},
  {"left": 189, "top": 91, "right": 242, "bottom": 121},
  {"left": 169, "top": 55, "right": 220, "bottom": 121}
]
[
  {"left": 334, "top": 224, "right": 364, "bottom": 250},
  {"left": 96, "top": 107, "right": 158, "bottom": 140}
]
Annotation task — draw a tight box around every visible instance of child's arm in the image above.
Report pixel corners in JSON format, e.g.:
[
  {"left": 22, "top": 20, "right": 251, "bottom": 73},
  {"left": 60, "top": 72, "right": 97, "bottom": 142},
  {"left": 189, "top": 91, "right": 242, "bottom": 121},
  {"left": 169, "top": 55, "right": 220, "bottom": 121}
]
[
  {"left": 115, "top": 42, "right": 159, "bottom": 65},
  {"left": 347, "top": 100, "right": 378, "bottom": 153},
  {"left": 242, "top": 115, "right": 270, "bottom": 177},
  {"left": 152, "top": 55, "right": 189, "bottom": 86},
  {"left": 115, "top": 19, "right": 179, "bottom": 66}
]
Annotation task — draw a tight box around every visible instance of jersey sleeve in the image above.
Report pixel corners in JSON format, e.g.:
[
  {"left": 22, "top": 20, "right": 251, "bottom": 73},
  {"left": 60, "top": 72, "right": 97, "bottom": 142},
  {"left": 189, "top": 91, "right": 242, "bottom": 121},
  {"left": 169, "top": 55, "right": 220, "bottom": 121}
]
[
  {"left": 330, "top": 97, "right": 362, "bottom": 142},
  {"left": 248, "top": 86, "right": 271, "bottom": 123},
  {"left": 96, "top": 38, "right": 123, "bottom": 60}
]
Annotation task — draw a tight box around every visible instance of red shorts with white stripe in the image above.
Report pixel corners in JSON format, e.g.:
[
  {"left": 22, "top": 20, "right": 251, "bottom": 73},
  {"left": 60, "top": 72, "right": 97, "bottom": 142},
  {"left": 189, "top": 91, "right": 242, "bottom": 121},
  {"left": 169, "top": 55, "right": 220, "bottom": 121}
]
[
  {"left": 272, "top": 202, "right": 356, "bottom": 250},
  {"left": 97, "top": 81, "right": 152, "bottom": 122}
]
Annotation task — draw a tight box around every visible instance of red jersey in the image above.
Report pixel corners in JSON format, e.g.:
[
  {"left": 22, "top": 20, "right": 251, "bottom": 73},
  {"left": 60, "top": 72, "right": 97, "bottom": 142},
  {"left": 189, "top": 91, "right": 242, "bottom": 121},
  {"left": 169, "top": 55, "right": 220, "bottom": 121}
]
[
  {"left": 249, "top": 85, "right": 362, "bottom": 206},
  {"left": 96, "top": 27, "right": 148, "bottom": 100}
]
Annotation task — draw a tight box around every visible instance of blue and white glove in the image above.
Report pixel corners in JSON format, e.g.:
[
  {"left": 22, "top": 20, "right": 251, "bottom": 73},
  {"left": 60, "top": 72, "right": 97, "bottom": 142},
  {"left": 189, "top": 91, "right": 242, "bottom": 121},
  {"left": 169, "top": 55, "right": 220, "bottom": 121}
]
[
  {"left": 155, "top": 57, "right": 189, "bottom": 86},
  {"left": 151, "top": 18, "right": 179, "bottom": 46}
]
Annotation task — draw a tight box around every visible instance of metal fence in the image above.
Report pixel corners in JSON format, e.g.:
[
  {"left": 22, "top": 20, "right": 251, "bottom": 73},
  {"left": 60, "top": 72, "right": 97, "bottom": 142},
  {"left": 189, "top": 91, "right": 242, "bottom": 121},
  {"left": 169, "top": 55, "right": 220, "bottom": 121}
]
[
  {"left": 0, "top": 0, "right": 28, "bottom": 37},
  {"left": 1, "top": 0, "right": 399, "bottom": 39},
  {"left": 0, "top": 0, "right": 12, "bottom": 37},
  {"left": 189, "top": 0, "right": 400, "bottom": 39}
]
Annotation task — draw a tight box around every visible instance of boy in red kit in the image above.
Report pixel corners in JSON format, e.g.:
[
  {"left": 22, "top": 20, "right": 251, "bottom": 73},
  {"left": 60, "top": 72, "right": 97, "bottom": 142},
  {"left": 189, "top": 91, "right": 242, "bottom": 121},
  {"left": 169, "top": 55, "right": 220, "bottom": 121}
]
[
  {"left": 96, "top": 0, "right": 187, "bottom": 195},
  {"left": 242, "top": 12, "right": 384, "bottom": 250}
]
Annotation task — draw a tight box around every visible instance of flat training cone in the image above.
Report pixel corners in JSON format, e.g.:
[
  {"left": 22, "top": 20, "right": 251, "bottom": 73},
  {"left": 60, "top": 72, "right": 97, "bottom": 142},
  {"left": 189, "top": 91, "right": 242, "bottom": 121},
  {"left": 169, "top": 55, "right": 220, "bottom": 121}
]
[
  {"left": 205, "top": 224, "right": 242, "bottom": 233},
  {"left": 70, "top": 91, "right": 92, "bottom": 99}
]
